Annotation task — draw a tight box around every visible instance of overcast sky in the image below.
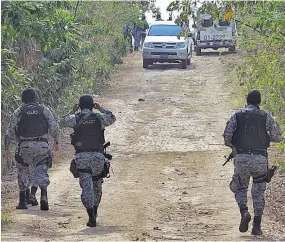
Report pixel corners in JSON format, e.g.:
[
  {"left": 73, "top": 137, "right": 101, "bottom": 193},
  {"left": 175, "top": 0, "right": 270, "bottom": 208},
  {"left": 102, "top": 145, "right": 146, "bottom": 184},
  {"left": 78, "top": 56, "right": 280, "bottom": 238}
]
[{"left": 145, "top": 0, "right": 179, "bottom": 24}]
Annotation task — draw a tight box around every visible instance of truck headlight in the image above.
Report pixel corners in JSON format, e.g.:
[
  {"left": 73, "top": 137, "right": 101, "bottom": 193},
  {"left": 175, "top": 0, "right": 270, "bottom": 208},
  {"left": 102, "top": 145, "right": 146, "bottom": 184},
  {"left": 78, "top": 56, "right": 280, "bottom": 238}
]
[
  {"left": 144, "top": 42, "right": 153, "bottom": 48},
  {"left": 176, "top": 43, "right": 185, "bottom": 48}
]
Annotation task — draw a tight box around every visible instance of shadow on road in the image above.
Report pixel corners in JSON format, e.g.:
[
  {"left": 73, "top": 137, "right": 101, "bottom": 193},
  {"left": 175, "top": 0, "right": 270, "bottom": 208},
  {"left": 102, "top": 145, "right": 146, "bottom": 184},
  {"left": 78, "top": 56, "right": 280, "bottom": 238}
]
[
  {"left": 146, "top": 63, "right": 196, "bottom": 71},
  {"left": 199, "top": 51, "right": 236, "bottom": 56},
  {"left": 74, "top": 225, "right": 122, "bottom": 236}
]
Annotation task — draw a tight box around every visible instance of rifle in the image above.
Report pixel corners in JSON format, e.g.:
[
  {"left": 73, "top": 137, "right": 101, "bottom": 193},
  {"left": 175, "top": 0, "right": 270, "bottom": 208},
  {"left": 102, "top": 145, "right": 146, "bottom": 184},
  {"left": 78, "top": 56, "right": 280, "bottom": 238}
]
[{"left": 222, "top": 152, "right": 234, "bottom": 166}]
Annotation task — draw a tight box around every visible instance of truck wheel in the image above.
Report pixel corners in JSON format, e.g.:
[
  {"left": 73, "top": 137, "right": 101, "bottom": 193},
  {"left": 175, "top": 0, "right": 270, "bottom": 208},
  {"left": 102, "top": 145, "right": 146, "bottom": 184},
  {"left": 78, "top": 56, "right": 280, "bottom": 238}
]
[
  {"left": 143, "top": 59, "right": 149, "bottom": 69},
  {"left": 229, "top": 46, "right": 236, "bottom": 52},
  {"left": 196, "top": 47, "right": 201, "bottom": 56},
  {"left": 181, "top": 59, "right": 187, "bottom": 69}
]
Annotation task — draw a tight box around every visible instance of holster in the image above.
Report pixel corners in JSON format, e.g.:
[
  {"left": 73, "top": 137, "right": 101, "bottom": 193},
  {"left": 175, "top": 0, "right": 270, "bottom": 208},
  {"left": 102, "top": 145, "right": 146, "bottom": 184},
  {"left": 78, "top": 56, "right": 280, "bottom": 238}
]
[
  {"left": 104, "top": 153, "right": 112, "bottom": 160},
  {"left": 70, "top": 159, "right": 79, "bottom": 178},
  {"left": 15, "top": 151, "right": 29, "bottom": 167},
  {"left": 92, "top": 160, "right": 110, "bottom": 181},
  {"left": 70, "top": 133, "right": 77, "bottom": 147},
  {"left": 34, "top": 152, "right": 52, "bottom": 168},
  {"left": 253, "top": 166, "right": 278, "bottom": 184}
]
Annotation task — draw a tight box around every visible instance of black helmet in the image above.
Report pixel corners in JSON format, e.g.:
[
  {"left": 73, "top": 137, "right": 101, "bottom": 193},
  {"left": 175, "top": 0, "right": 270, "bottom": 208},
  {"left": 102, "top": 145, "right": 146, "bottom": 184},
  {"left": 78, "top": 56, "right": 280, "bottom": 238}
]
[
  {"left": 79, "top": 94, "right": 94, "bottom": 110},
  {"left": 247, "top": 89, "right": 261, "bottom": 106},
  {"left": 22, "top": 88, "right": 36, "bottom": 103}
]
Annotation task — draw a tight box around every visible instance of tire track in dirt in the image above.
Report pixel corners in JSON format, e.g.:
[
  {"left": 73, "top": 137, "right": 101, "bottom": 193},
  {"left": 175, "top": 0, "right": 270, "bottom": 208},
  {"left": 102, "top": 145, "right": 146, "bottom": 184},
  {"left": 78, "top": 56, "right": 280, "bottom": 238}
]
[{"left": 2, "top": 51, "right": 284, "bottom": 241}]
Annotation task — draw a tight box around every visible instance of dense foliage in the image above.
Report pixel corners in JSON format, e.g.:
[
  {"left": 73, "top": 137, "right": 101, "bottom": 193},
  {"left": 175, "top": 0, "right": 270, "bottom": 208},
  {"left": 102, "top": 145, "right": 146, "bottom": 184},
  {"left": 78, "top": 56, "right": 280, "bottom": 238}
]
[
  {"left": 1, "top": 0, "right": 149, "bottom": 170},
  {"left": 234, "top": 1, "right": 285, "bottom": 171}
]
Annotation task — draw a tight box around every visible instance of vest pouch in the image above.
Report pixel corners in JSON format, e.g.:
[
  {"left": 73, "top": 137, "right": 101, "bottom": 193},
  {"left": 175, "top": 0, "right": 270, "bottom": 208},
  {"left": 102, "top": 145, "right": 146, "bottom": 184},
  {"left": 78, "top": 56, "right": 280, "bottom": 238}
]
[
  {"left": 70, "top": 132, "right": 77, "bottom": 147},
  {"left": 15, "top": 150, "right": 29, "bottom": 167}
]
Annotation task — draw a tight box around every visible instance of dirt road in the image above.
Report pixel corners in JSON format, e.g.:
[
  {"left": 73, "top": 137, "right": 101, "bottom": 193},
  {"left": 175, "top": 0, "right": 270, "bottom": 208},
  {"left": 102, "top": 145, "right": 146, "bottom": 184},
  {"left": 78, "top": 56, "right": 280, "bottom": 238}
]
[{"left": 2, "top": 51, "right": 284, "bottom": 241}]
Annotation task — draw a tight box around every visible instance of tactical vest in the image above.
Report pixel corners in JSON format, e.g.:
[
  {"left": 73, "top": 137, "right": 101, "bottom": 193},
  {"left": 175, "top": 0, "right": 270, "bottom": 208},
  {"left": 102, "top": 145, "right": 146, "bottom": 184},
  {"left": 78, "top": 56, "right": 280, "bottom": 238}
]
[
  {"left": 72, "top": 112, "right": 104, "bottom": 152},
  {"left": 16, "top": 103, "right": 48, "bottom": 137},
  {"left": 233, "top": 109, "right": 269, "bottom": 150}
]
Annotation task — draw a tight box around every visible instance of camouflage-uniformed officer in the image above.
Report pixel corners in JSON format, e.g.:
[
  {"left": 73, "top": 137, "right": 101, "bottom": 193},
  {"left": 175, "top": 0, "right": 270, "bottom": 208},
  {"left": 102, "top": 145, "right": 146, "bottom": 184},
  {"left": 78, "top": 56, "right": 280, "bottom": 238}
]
[
  {"left": 60, "top": 94, "right": 116, "bottom": 227},
  {"left": 5, "top": 88, "right": 59, "bottom": 210},
  {"left": 223, "top": 90, "right": 282, "bottom": 235},
  {"left": 123, "top": 23, "right": 133, "bottom": 52},
  {"left": 140, "top": 15, "right": 149, "bottom": 46},
  {"left": 132, "top": 23, "right": 142, "bottom": 51}
]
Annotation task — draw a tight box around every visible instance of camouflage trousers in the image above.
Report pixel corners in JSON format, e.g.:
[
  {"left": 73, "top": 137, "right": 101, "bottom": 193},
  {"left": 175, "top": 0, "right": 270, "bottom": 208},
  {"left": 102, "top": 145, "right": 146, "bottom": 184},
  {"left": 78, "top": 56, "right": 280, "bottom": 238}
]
[
  {"left": 133, "top": 31, "right": 142, "bottom": 48},
  {"left": 75, "top": 152, "right": 105, "bottom": 208},
  {"left": 17, "top": 141, "right": 50, "bottom": 191},
  {"left": 230, "top": 154, "right": 268, "bottom": 216}
]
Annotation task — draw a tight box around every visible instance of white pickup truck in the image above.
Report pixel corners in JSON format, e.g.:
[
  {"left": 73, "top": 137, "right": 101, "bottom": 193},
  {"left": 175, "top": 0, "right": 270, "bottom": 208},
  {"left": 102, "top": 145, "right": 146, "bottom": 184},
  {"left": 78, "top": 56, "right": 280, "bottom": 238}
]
[
  {"left": 193, "top": 14, "right": 236, "bottom": 55},
  {"left": 142, "top": 21, "right": 193, "bottom": 69}
]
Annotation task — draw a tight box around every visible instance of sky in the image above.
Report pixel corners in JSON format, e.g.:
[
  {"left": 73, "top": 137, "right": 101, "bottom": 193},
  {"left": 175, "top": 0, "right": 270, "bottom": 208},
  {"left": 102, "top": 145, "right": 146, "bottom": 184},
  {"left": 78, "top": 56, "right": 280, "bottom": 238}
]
[{"left": 145, "top": 0, "right": 179, "bottom": 24}]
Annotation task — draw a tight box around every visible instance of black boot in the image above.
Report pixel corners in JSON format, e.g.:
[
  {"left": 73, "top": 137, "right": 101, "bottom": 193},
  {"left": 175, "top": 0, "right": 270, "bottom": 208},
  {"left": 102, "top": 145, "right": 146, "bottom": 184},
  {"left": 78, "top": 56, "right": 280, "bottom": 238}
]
[
  {"left": 40, "top": 188, "right": 49, "bottom": 211},
  {"left": 86, "top": 208, "right": 96, "bottom": 227},
  {"left": 16, "top": 191, "right": 28, "bottom": 209},
  {"left": 29, "top": 186, "right": 38, "bottom": 206},
  {"left": 252, "top": 216, "right": 262, "bottom": 235},
  {"left": 239, "top": 208, "right": 251, "bottom": 232},
  {"left": 94, "top": 206, "right": 98, "bottom": 218},
  {"left": 26, "top": 188, "right": 30, "bottom": 204}
]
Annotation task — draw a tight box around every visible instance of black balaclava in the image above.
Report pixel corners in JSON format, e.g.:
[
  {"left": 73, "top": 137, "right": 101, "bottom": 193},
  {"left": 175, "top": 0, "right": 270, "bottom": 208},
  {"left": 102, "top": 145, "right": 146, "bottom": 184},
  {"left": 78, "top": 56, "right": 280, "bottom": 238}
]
[
  {"left": 22, "top": 88, "right": 36, "bottom": 104},
  {"left": 247, "top": 89, "right": 261, "bottom": 107},
  {"left": 79, "top": 94, "right": 94, "bottom": 111}
]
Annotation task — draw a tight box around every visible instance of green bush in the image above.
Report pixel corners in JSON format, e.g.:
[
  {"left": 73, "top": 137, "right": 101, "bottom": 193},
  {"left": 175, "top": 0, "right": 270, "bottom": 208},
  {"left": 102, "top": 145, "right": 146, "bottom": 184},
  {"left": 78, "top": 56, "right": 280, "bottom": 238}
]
[{"left": 235, "top": 1, "right": 285, "bottom": 170}]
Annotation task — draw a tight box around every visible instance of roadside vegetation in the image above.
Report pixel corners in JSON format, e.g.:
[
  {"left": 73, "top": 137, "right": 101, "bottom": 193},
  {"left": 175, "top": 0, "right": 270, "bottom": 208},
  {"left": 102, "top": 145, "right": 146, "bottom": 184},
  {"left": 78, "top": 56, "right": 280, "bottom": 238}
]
[
  {"left": 1, "top": 214, "right": 11, "bottom": 226},
  {"left": 1, "top": 1, "right": 150, "bottom": 171}
]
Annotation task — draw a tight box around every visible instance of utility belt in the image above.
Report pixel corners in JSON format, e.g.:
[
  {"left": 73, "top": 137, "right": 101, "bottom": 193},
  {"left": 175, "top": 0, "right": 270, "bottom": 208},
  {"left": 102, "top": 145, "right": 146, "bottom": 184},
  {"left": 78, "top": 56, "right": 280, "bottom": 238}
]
[
  {"left": 69, "top": 154, "right": 111, "bottom": 180},
  {"left": 75, "top": 149, "right": 103, "bottom": 154},
  {"left": 236, "top": 149, "right": 277, "bottom": 184},
  {"left": 236, "top": 149, "right": 268, "bottom": 158},
  {"left": 15, "top": 150, "right": 52, "bottom": 168},
  {"left": 15, "top": 137, "right": 51, "bottom": 167},
  {"left": 70, "top": 142, "right": 112, "bottom": 180},
  {"left": 19, "top": 137, "right": 48, "bottom": 145}
]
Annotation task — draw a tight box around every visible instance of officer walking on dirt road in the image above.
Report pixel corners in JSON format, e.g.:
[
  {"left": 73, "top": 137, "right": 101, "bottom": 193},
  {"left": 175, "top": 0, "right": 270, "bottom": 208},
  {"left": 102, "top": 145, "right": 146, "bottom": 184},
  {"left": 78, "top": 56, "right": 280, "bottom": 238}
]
[
  {"left": 223, "top": 89, "right": 282, "bottom": 235},
  {"left": 59, "top": 94, "right": 116, "bottom": 227},
  {"left": 5, "top": 88, "right": 59, "bottom": 210}
]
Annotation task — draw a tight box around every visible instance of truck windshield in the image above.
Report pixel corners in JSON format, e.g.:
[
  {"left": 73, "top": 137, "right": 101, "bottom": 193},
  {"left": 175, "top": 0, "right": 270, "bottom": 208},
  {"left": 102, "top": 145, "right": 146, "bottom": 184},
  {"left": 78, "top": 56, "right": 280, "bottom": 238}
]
[{"left": 148, "top": 25, "right": 183, "bottom": 36}]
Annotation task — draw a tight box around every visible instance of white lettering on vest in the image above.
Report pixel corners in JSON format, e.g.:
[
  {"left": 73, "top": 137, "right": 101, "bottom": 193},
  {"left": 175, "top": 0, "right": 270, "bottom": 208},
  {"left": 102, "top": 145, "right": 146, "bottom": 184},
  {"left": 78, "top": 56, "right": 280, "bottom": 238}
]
[
  {"left": 83, "top": 120, "right": 96, "bottom": 125},
  {"left": 26, "top": 110, "right": 38, "bottom": 115}
]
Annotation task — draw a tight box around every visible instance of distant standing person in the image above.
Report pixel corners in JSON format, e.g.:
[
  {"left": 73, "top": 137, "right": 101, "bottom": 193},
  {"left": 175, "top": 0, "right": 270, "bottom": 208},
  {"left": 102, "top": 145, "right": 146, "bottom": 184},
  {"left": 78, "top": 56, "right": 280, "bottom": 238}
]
[
  {"left": 156, "top": 13, "right": 163, "bottom": 21},
  {"left": 223, "top": 90, "right": 282, "bottom": 235},
  {"left": 140, "top": 15, "right": 149, "bottom": 46},
  {"left": 123, "top": 23, "right": 133, "bottom": 52},
  {"left": 132, "top": 23, "right": 142, "bottom": 51}
]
